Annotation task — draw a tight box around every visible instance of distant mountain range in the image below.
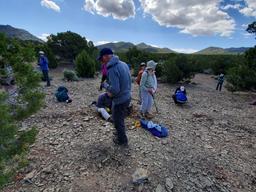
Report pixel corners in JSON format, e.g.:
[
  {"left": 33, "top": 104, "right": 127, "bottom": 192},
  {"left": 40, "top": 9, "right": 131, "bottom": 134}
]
[
  {"left": 194, "top": 46, "right": 250, "bottom": 55},
  {"left": 0, "top": 25, "right": 251, "bottom": 54},
  {"left": 98, "top": 42, "right": 250, "bottom": 54},
  {"left": 97, "top": 42, "right": 176, "bottom": 53},
  {"left": 0, "top": 25, "right": 43, "bottom": 43}
]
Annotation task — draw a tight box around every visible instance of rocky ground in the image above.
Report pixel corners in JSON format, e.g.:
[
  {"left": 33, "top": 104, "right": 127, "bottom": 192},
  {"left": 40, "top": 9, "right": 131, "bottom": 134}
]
[{"left": 3, "top": 72, "right": 256, "bottom": 192}]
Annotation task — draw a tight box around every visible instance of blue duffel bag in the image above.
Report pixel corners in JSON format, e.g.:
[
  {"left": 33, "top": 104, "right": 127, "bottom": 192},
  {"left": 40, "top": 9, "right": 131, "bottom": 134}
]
[{"left": 140, "top": 119, "right": 168, "bottom": 138}]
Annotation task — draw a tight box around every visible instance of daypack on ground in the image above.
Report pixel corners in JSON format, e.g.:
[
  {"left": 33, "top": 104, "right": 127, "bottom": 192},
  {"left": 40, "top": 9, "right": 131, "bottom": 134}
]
[
  {"left": 175, "top": 91, "right": 187, "bottom": 104},
  {"left": 140, "top": 119, "right": 168, "bottom": 138},
  {"left": 55, "top": 86, "right": 69, "bottom": 102}
]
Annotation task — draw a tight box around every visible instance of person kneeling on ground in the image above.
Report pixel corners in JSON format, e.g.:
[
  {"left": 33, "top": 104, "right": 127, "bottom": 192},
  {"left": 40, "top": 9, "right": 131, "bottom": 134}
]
[
  {"left": 172, "top": 86, "right": 187, "bottom": 104},
  {"left": 140, "top": 60, "right": 158, "bottom": 119},
  {"left": 91, "top": 92, "right": 113, "bottom": 122},
  {"left": 55, "top": 86, "right": 72, "bottom": 103}
]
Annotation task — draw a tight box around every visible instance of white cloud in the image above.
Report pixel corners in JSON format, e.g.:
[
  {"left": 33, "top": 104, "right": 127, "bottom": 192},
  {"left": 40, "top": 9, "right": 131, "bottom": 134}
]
[
  {"left": 41, "top": 0, "right": 60, "bottom": 12},
  {"left": 239, "top": 0, "right": 256, "bottom": 17},
  {"left": 149, "top": 44, "right": 160, "bottom": 48},
  {"left": 37, "top": 33, "right": 50, "bottom": 42},
  {"left": 139, "top": 0, "right": 235, "bottom": 37},
  {"left": 221, "top": 4, "right": 241, "bottom": 10},
  {"left": 94, "top": 40, "right": 110, "bottom": 46},
  {"left": 84, "top": 0, "right": 135, "bottom": 20},
  {"left": 172, "top": 48, "right": 198, "bottom": 54},
  {"left": 243, "top": 32, "right": 254, "bottom": 38},
  {"left": 241, "top": 23, "right": 249, "bottom": 29}
]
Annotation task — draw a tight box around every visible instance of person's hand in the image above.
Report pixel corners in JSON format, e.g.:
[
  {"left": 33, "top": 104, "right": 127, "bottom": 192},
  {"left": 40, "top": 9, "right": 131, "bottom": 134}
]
[
  {"left": 107, "top": 92, "right": 112, "bottom": 97},
  {"left": 101, "top": 82, "right": 108, "bottom": 89},
  {"left": 148, "top": 88, "right": 154, "bottom": 95}
]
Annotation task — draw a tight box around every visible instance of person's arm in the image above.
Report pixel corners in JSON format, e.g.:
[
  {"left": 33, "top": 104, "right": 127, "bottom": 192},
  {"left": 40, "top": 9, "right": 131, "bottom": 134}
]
[
  {"left": 140, "top": 72, "right": 148, "bottom": 91},
  {"left": 105, "top": 70, "right": 120, "bottom": 96}
]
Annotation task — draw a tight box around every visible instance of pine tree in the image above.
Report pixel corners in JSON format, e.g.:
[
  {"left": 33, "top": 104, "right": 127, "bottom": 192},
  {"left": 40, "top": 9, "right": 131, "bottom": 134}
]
[{"left": 75, "top": 50, "right": 96, "bottom": 78}]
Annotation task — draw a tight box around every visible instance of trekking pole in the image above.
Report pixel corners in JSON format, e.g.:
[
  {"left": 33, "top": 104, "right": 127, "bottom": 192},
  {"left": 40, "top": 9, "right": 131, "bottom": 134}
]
[{"left": 152, "top": 94, "right": 159, "bottom": 113}]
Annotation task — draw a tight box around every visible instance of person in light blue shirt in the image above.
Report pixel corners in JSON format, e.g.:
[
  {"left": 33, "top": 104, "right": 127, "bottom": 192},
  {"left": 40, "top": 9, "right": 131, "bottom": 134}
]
[{"left": 140, "top": 60, "right": 158, "bottom": 119}]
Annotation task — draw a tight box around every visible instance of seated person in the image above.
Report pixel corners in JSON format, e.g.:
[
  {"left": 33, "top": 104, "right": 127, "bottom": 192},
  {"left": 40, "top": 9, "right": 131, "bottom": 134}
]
[
  {"left": 172, "top": 86, "right": 187, "bottom": 104},
  {"left": 91, "top": 92, "right": 113, "bottom": 122},
  {"left": 55, "top": 86, "right": 72, "bottom": 103}
]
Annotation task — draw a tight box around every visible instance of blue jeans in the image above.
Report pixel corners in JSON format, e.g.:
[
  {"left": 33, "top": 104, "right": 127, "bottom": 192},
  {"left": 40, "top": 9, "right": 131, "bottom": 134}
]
[{"left": 112, "top": 99, "right": 131, "bottom": 144}]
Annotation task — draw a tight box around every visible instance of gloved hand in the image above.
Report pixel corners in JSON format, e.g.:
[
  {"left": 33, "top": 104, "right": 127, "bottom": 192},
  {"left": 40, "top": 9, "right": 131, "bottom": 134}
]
[{"left": 101, "top": 82, "right": 109, "bottom": 89}]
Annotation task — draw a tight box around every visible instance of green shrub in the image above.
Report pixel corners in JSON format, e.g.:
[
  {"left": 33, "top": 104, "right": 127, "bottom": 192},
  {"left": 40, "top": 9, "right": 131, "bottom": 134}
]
[
  {"left": 227, "top": 64, "right": 256, "bottom": 91},
  {"left": 75, "top": 50, "right": 95, "bottom": 78},
  {"left": 226, "top": 47, "right": 256, "bottom": 91},
  {"left": 175, "top": 54, "right": 194, "bottom": 79},
  {"left": 0, "top": 34, "right": 42, "bottom": 188},
  {"left": 162, "top": 58, "right": 182, "bottom": 83},
  {"left": 63, "top": 69, "right": 79, "bottom": 81}
]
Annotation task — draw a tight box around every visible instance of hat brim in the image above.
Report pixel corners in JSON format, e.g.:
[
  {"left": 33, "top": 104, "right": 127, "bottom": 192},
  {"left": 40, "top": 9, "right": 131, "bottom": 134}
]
[{"left": 97, "top": 55, "right": 102, "bottom": 61}]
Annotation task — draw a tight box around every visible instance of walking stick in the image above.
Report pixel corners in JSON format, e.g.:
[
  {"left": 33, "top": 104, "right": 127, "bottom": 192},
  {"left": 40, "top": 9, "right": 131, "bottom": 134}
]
[{"left": 152, "top": 94, "right": 159, "bottom": 113}]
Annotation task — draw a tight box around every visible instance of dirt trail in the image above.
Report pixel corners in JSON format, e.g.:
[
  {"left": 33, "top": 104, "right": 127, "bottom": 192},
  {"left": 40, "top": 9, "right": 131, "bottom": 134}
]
[{"left": 3, "top": 73, "right": 256, "bottom": 192}]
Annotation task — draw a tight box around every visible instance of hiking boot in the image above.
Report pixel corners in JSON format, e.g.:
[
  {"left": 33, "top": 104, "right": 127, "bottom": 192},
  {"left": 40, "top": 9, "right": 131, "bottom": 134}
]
[
  {"left": 145, "top": 112, "right": 154, "bottom": 119},
  {"left": 90, "top": 101, "right": 97, "bottom": 106},
  {"left": 66, "top": 99, "right": 72, "bottom": 103},
  {"left": 113, "top": 137, "right": 128, "bottom": 147},
  {"left": 140, "top": 112, "right": 146, "bottom": 118},
  {"left": 107, "top": 117, "right": 114, "bottom": 123}
]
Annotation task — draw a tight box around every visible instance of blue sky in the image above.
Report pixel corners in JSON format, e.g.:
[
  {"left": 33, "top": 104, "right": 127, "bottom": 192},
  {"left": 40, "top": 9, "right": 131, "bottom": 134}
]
[{"left": 0, "top": 0, "right": 255, "bottom": 53}]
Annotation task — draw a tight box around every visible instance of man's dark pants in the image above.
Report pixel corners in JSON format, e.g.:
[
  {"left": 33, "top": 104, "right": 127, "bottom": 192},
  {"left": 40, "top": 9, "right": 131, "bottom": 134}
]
[
  {"left": 42, "top": 70, "right": 50, "bottom": 86},
  {"left": 216, "top": 82, "right": 223, "bottom": 91},
  {"left": 112, "top": 98, "right": 131, "bottom": 144}
]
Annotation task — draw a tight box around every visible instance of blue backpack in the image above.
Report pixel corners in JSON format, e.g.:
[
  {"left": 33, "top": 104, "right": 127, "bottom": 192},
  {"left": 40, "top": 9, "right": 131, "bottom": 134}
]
[
  {"left": 175, "top": 91, "right": 187, "bottom": 104},
  {"left": 140, "top": 119, "right": 168, "bottom": 138},
  {"left": 55, "top": 86, "right": 69, "bottom": 102}
]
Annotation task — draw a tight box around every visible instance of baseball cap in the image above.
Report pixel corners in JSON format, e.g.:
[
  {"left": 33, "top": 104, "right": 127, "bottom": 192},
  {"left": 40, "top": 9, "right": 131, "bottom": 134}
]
[{"left": 97, "top": 48, "right": 113, "bottom": 61}]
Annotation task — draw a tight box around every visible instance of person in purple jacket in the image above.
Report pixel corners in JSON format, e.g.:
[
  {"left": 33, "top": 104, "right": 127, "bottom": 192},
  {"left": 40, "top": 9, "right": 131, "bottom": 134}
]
[{"left": 38, "top": 51, "right": 50, "bottom": 86}]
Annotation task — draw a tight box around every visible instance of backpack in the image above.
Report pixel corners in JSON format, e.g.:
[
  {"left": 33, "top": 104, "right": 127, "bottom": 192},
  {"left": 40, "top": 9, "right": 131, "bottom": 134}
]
[
  {"left": 55, "top": 86, "right": 69, "bottom": 102},
  {"left": 140, "top": 119, "right": 168, "bottom": 138},
  {"left": 175, "top": 91, "right": 187, "bottom": 104}
]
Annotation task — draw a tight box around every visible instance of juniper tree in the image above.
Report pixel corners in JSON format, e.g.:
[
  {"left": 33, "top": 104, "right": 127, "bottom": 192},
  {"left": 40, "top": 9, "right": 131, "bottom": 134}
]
[{"left": 0, "top": 33, "right": 44, "bottom": 188}]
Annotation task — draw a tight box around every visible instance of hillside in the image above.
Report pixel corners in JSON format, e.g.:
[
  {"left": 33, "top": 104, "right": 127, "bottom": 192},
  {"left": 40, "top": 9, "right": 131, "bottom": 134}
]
[
  {"left": 2, "top": 72, "right": 255, "bottom": 192},
  {"left": 195, "top": 46, "right": 250, "bottom": 55},
  {"left": 0, "top": 25, "right": 43, "bottom": 43},
  {"left": 97, "top": 41, "right": 175, "bottom": 53}
]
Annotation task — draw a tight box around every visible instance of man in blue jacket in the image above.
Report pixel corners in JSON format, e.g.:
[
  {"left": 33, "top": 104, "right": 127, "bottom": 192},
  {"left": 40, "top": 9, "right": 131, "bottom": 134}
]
[
  {"left": 98, "top": 48, "right": 131, "bottom": 146},
  {"left": 39, "top": 51, "right": 50, "bottom": 86}
]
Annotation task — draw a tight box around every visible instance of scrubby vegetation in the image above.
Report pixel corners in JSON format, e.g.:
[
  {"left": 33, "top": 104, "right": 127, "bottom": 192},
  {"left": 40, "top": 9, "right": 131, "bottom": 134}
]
[{"left": 0, "top": 33, "right": 44, "bottom": 188}]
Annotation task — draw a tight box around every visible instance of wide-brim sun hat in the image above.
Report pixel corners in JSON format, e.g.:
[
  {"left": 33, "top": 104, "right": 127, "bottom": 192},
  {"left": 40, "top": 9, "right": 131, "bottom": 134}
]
[
  {"left": 146, "top": 60, "right": 158, "bottom": 70},
  {"left": 39, "top": 51, "right": 45, "bottom": 55}
]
